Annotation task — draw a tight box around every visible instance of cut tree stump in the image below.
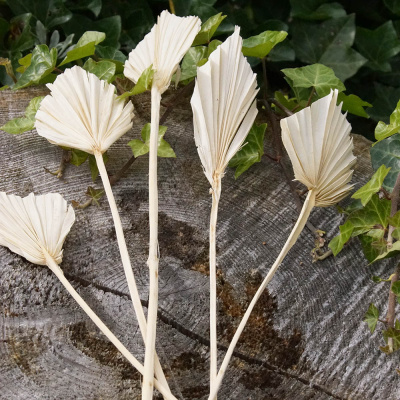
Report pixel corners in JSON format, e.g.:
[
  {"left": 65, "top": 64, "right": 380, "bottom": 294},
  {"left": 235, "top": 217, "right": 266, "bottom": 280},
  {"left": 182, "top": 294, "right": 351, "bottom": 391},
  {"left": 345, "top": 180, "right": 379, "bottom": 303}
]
[{"left": 0, "top": 87, "right": 399, "bottom": 400}]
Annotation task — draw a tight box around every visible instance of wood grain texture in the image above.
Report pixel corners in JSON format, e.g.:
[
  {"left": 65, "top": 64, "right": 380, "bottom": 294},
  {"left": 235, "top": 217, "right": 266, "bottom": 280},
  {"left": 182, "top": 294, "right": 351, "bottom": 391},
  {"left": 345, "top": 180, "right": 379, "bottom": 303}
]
[{"left": 0, "top": 87, "right": 399, "bottom": 400}]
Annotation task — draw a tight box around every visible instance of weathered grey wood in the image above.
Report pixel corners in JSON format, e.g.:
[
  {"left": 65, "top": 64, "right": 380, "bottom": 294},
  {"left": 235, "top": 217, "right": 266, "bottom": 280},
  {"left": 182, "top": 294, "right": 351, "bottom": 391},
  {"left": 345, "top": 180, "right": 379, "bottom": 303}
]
[{"left": 0, "top": 87, "right": 399, "bottom": 400}]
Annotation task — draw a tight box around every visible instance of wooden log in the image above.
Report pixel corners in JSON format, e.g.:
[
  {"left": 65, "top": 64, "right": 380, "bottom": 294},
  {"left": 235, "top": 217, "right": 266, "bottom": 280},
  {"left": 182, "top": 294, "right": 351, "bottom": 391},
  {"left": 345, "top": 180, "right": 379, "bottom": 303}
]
[{"left": 0, "top": 87, "right": 399, "bottom": 399}]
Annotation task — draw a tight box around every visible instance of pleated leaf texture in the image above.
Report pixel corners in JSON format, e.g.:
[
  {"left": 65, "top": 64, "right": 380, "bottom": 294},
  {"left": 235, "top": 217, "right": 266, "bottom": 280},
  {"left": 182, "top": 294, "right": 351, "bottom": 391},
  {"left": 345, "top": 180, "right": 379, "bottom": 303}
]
[
  {"left": 0, "top": 193, "right": 75, "bottom": 265},
  {"left": 35, "top": 66, "right": 134, "bottom": 154},
  {"left": 281, "top": 90, "right": 357, "bottom": 207},
  {"left": 191, "top": 27, "right": 259, "bottom": 187},
  {"left": 124, "top": 10, "right": 201, "bottom": 93}
]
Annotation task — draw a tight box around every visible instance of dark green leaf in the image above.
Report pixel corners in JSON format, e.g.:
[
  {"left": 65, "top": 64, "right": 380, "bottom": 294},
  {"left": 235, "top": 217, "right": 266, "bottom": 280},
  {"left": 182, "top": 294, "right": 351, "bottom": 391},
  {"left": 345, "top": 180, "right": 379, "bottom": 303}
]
[
  {"left": 371, "top": 239, "right": 400, "bottom": 262},
  {"left": 70, "top": 149, "right": 89, "bottom": 166},
  {"left": 8, "top": 14, "right": 36, "bottom": 53},
  {"left": 281, "top": 64, "right": 345, "bottom": 97},
  {"left": 291, "top": 15, "right": 367, "bottom": 81},
  {"left": 384, "top": 0, "right": 400, "bottom": 14},
  {"left": 6, "top": 0, "right": 72, "bottom": 30},
  {"left": 392, "top": 281, "right": 400, "bottom": 296},
  {"left": 63, "top": 15, "right": 121, "bottom": 49},
  {"left": 359, "top": 235, "right": 387, "bottom": 263},
  {"left": 127, "top": 123, "right": 176, "bottom": 158},
  {"left": 352, "top": 165, "right": 391, "bottom": 206},
  {"left": 83, "top": 59, "right": 116, "bottom": 83},
  {"left": 370, "top": 135, "right": 400, "bottom": 191},
  {"left": 180, "top": 46, "right": 208, "bottom": 82},
  {"left": 0, "top": 95, "right": 44, "bottom": 134},
  {"left": 337, "top": 92, "right": 372, "bottom": 118},
  {"left": 268, "top": 40, "right": 296, "bottom": 62},
  {"left": 13, "top": 45, "right": 57, "bottom": 89},
  {"left": 368, "top": 83, "right": 400, "bottom": 123},
  {"left": 192, "top": 13, "right": 226, "bottom": 46},
  {"left": 229, "top": 123, "right": 267, "bottom": 178},
  {"left": 66, "top": 0, "right": 102, "bottom": 17},
  {"left": 290, "top": 0, "right": 346, "bottom": 20},
  {"left": 364, "top": 303, "right": 379, "bottom": 333},
  {"left": 242, "top": 31, "right": 287, "bottom": 59},
  {"left": 96, "top": 45, "right": 126, "bottom": 63},
  {"left": 329, "top": 220, "right": 354, "bottom": 256},
  {"left": 348, "top": 194, "right": 391, "bottom": 232},
  {"left": 355, "top": 21, "right": 400, "bottom": 72}
]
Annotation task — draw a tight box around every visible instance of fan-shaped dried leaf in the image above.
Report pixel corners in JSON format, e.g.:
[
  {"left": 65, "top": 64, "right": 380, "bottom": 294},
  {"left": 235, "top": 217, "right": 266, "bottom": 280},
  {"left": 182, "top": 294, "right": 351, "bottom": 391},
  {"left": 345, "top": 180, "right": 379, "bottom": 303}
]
[
  {"left": 0, "top": 192, "right": 75, "bottom": 265},
  {"left": 124, "top": 10, "right": 201, "bottom": 93},
  {"left": 35, "top": 66, "right": 134, "bottom": 154},
  {"left": 191, "top": 27, "right": 259, "bottom": 187},
  {"left": 281, "top": 89, "right": 356, "bottom": 207}
]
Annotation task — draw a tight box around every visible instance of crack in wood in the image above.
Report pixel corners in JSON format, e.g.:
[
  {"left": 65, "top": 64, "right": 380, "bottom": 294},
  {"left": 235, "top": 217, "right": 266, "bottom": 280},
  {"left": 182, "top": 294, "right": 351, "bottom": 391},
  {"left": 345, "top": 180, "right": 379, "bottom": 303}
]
[{"left": 63, "top": 271, "right": 348, "bottom": 400}]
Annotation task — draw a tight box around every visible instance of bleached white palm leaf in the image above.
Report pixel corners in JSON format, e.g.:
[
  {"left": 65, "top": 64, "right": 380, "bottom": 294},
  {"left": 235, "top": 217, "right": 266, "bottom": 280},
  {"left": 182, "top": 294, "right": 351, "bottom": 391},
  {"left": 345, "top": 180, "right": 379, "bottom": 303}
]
[
  {"left": 0, "top": 192, "right": 75, "bottom": 265},
  {"left": 281, "top": 89, "right": 356, "bottom": 207},
  {"left": 35, "top": 66, "right": 134, "bottom": 154},
  {"left": 191, "top": 27, "right": 259, "bottom": 187},
  {"left": 124, "top": 10, "right": 201, "bottom": 93}
]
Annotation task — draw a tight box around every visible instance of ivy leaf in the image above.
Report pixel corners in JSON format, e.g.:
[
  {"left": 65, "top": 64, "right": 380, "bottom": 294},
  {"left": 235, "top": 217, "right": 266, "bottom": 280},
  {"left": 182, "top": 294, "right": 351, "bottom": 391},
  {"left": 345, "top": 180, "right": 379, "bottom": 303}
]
[
  {"left": 86, "top": 186, "right": 104, "bottom": 206},
  {"left": 127, "top": 123, "right": 176, "bottom": 158},
  {"left": 192, "top": 13, "right": 226, "bottom": 46},
  {"left": 281, "top": 64, "right": 345, "bottom": 98},
  {"left": 370, "top": 135, "right": 400, "bottom": 191},
  {"left": 59, "top": 31, "right": 105, "bottom": 66},
  {"left": 371, "top": 240, "right": 400, "bottom": 263},
  {"left": 67, "top": 0, "right": 102, "bottom": 17},
  {"left": 375, "top": 100, "right": 400, "bottom": 142},
  {"left": 337, "top": 92, "right": 372, "bottom": 118},
  {"left": 7, "top": 0, "right": 72, "bottom": 30},
  {"left": 118, "top": 64, "right": 154, "bottom": 100},
  {"left": 328, "top": 220, "right": 354, "bottom": 256},
  {"left": 70, "top": 149, "right": 89, "bottom": 166},
  {"left": 242, "top": 31, "right": 288, "bottom": 59},
  {"left": 364, "top": 303, "right": 379, "bottom": 333},
  {"left": 352, "top": 165, "right": 391, "bottom": 206},
  {"left": 1, "top": 96, "right": 44, "bottom": 134},
  {"left": 228, "top": 123, "right": 267, "bottom": 178},
  {"left": 355, "top": 21, "right": 400, "bottom": 72},
  {"left": 13, "top": 45, "right": 57, "bottom": 89},
  {"left": 348, "top": 194, "right": 391, "bottom": 233},
  {"left": 83, "top": 59, "right": 116, "bottom": 83},
  {"left": 180, "top": 46, "right": 208, "bottom": 82},
  {"left": 290, "top": 0, "right": 346, "bottom": 20},
  {"left": 291, "top": 15, "right": 367, "bottom": 81},
  {"left": 359, "top": 235, "right": 387, "bottom": 263},
  {"left": 368, "top": 83, "right": 400, "bottom": 123}
]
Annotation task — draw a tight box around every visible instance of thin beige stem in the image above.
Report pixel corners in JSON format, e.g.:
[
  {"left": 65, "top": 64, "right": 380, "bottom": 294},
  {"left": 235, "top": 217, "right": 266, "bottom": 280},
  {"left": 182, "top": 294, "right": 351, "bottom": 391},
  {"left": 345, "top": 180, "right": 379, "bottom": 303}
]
[
  {"left": 208, "top": 190, "right": 316, "bottom": 400},
  {"left": 94, "top": 151, "right": 171, "bottom": 397},
  {"left": 209, "top": 178, "right": 221, "bottom": 397},
  {"left": 142, "top": 86, "right": 162, "bottom": 400},
  {"left": 45, "top": 254, "right": 176, "bottom": 400}
]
